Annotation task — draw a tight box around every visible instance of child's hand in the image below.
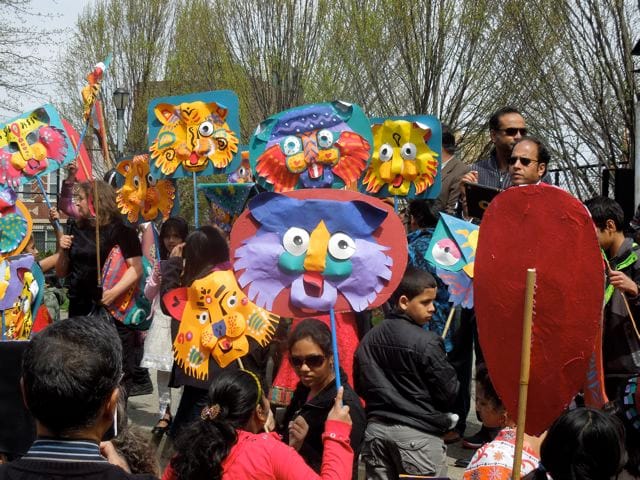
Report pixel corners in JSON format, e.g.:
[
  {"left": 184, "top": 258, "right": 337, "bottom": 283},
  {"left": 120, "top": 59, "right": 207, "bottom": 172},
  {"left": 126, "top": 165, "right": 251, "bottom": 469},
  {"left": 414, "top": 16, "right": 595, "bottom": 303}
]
[
  {"left": 170, "top": 242, "right": 185, "bottom": 258},
  {"left": 101, "top": 288, "right": 118, "bottom": 306},
  {"left": 288, "top": 415, "right": 309, "bottom": 450},
  {"left": 609, "top": 270, "right": 639, "bottom": 297},
  {"left": 327, "top": 386, "right": 351, "bottom": 425},
  {"left": 152, "top": 261, "right": 161, "bottom": 281}
]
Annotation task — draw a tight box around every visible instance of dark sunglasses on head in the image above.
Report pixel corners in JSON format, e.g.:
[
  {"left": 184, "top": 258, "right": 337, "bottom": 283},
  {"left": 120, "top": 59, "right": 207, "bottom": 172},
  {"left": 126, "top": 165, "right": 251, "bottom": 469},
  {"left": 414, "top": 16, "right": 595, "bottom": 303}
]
[
  {"left": 500, "top": 128, "right": 527, "bottom": 136},
  {"left": 508, "top": 156, "right": 538, "bottom": 167},
  {"left": 290, "top": 354, "right": 326, "bottom": 369}
]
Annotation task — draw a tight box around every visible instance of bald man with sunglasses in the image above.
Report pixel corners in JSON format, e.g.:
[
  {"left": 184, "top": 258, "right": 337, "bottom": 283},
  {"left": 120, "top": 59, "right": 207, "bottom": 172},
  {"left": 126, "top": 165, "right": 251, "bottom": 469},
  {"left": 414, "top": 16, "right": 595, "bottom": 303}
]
[{"left": 509, "top": 136, "right": 550, "bottom": 186}]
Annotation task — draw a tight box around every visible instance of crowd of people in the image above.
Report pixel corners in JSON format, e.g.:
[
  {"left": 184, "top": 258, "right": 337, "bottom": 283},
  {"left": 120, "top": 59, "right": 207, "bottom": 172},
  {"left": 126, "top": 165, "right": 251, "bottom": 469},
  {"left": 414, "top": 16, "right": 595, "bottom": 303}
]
[{"left": 0, "top": 105, "right": 639, "bottom": 480}]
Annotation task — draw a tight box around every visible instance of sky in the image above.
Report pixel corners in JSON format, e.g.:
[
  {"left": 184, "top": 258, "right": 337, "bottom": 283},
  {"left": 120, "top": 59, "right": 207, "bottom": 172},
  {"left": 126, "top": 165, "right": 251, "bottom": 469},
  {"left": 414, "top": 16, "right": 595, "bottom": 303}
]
[{"left": 0, "top": 0, "right": 91, "bottom": 120}]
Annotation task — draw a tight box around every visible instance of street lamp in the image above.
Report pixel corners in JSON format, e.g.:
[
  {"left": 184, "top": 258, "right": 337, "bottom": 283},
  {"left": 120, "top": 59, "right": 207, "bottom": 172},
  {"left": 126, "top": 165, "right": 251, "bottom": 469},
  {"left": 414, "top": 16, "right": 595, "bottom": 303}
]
[{"left": 112, "top": 87, "right": 130, "bottom": 161}]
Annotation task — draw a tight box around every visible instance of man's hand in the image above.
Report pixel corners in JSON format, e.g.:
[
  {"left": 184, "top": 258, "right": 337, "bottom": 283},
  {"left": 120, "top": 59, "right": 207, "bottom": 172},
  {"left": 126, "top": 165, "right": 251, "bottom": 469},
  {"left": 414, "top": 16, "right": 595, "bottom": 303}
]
[
  {"left": 99, "top": 441, "right": 130, "bottom": 473},
  {"left": 609, "top": 270, "right": 639, "bottom": 297},
  {"left": 59, "top": 235, "right": 74, "bottom": 250},
  {"left": 460, "top": 170, "right": 479, "bottom": 186},
  {"left": 288, "top": 415, "right": 309, "bottom": 451}
]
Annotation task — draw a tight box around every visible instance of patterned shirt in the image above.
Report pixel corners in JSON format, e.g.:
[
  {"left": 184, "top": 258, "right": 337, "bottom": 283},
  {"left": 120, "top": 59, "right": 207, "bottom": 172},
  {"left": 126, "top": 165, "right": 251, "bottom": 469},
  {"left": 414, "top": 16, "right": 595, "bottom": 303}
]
[{"left": 22, "top": 439, "right": 106, "bottom": 463}]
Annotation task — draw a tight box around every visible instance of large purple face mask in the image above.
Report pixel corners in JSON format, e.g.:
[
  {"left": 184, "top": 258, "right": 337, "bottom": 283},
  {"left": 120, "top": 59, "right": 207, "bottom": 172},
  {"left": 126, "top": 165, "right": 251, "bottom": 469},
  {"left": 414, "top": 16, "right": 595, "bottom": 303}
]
[{"left": 233, "top": 192, "right": 393, "bottom": 313}]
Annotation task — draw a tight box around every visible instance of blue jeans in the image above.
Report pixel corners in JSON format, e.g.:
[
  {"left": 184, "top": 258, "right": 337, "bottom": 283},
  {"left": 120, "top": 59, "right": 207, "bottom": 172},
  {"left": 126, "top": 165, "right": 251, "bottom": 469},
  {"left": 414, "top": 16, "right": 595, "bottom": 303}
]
[{"left": 361, "top": 420, "right": 447, "bottom": 479}]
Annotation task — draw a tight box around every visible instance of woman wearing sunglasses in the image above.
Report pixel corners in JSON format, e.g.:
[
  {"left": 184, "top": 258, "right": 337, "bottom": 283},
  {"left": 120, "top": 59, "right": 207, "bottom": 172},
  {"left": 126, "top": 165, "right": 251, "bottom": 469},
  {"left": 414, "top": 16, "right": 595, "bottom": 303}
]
[{"left": 281, "top": 318, "right": 366, "bottom": 479}]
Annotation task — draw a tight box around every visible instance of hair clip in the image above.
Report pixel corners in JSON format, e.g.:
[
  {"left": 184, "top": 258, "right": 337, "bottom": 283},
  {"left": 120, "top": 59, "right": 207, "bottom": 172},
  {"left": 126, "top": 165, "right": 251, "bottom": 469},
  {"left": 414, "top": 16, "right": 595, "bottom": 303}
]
[{"left": 201, "top": 404, "right": 221, "bottom": 421}]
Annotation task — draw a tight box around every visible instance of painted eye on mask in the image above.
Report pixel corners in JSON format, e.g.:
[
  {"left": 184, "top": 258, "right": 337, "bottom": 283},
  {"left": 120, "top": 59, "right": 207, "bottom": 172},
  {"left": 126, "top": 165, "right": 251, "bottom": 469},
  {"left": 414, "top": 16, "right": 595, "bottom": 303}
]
[
  {"left": 282, "top": 136, "right": 302, "bottom": 156},
  {"left": 317, "top": 129, "right": 334, "bottom": 148},
  {"left": 197, "top": 311, "right": 210, "bottom": 325},
  {"left": 227, "top": 293, "right": 237, "bottom": 309},
  {"left": 379, "top": 144, "right": 393, "bottom": 162},
  {"left": 147, "top": 173, "right": 157, "bottom": 186},
  {"left": 132, "top": 175, "right": 140, "bottom": 188},
  {"left": 328, "top": 232, "right": 356, "bottom": 260},
  {"left": 400, "top": 143, "right": 417, "bottom": 160},
  {"left": 283, "top": 227, "right": 309, "bottom": 256},
  {"left": 431, "top": 239, "right": 462, "bottom": 267},
  {"left": 199, "top": 121, "right": 214, "bottom": 137}
]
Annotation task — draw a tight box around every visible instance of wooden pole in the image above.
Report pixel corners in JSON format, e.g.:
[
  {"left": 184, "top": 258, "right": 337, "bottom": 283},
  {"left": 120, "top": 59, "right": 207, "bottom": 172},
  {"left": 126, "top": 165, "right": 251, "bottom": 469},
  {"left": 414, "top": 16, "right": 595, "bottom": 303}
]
[
  {"left": 441, "top": 305, "right": 456, "bottom": 339},
  {"left": 603, "top": 257, "right": 640, "bottom": 340},
  {"left": 513, "top": 268, "right": 536, "bottom": 479}
]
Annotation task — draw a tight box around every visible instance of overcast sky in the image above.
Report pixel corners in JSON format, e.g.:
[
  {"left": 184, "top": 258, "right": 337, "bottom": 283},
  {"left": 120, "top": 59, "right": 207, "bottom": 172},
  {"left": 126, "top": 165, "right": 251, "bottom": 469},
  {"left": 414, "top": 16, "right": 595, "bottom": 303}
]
[{"left": 0, "top": 0, "right": 91, "bottom": 121}]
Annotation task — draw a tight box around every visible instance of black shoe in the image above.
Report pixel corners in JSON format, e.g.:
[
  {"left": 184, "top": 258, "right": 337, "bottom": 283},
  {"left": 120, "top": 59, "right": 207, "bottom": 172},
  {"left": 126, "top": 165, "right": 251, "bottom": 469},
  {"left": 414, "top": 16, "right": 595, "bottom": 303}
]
[
  {"left": 462, "top": 425, "right": 500, "bottom": 449},
  {"left": 129, "top": 380, "right": 153, "bottom": 397}
]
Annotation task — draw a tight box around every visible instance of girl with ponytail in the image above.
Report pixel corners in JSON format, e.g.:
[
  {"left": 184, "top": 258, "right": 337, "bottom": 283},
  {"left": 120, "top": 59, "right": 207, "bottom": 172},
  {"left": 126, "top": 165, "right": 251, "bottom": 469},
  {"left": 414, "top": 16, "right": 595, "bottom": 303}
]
[{"left": 164, "top": 369, "right": 353, "bottom": 480}]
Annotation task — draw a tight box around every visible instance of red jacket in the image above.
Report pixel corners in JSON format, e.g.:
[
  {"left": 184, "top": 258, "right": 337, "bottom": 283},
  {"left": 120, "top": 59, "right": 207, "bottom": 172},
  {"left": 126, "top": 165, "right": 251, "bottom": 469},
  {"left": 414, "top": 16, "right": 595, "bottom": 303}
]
[{"left": 162, "top": 420, "right": 353, "bottom": 480}]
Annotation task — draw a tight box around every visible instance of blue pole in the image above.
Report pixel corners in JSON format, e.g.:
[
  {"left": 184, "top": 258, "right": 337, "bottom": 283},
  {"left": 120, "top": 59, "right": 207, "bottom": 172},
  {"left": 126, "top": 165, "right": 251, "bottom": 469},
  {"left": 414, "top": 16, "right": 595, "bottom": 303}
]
[
  {"left": 35, "top": 176, "right": 62, "bottom": 232},
  {"left": 151, "top": 223, "right": 161, "bottom": 262},
  {"left": 329, "top": 307, "right": 341, "bottom": 391},
  {"left": 193, "top": 172, "right": 199, "bottom": 228},
  {"left": 1, "top": 310, "right": 6, "bottom": 341},
  {"left": 393, "top": 195, "right": 398, "bottom": 213}
]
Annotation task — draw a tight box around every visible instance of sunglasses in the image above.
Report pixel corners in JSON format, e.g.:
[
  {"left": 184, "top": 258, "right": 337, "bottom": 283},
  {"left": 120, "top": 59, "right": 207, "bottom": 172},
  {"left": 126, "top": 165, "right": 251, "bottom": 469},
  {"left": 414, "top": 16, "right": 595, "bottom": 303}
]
[
  {"left": 508, "top": 156, "right": 538, "bottom": 167},
  {"left": 499, "top": 128, "right": 527, "bottom": 136},
  {"left": 290, "top": 354, "right": 326, "bottom": 369}
]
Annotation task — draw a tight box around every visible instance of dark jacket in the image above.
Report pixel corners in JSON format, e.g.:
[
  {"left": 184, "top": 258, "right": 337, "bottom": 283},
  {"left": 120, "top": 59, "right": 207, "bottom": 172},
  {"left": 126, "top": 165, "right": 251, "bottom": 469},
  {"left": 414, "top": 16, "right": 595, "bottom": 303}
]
[
  {"left": 281, "top": 371, "right": 365, "bottom": 479},
  {"left": 354, "top": 311, "right": 459, "bottom": 435},
  {"left": 604, "top": 237, "right": 640, "bottom": 397},
  {"left": 0, "top": 459, "right": 157, "bottom": 480}
]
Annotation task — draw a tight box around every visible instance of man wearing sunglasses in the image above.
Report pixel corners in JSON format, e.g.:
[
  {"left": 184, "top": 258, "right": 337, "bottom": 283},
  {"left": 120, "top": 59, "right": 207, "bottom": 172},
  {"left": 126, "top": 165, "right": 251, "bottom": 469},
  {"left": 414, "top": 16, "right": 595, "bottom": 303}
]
[
  {"left": 509, "top": 136, "right": 550, "bottom": 186},
  {"left": 461, "top": 106, "right": 527, "bottom": 190}
]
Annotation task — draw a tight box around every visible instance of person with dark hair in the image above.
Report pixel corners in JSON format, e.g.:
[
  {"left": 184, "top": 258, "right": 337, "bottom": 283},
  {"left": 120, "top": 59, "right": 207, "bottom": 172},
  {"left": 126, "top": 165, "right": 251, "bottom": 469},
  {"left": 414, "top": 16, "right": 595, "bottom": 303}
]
[
  {"left": 606, "top": 375, "right": 640, "bottom": 479},
  {"left": 508, "top": 135, "right": 550, "bottom": 186},
  {"left": 164, "top": 369, "right": 353, "bottom": 480},
  {"left": 0, "top": 316, "right": 157, "bottom": 480},
  {"left": 159, "top": 224, "right": 269, "bottom": 440},
  {"left": 141, "top": 217, "right": 190, "bottom": 436},
  {"left": 522, "top": 407, "right": 626, "bottom": 480},
  {"left": 438, "top": 124, "right": 470, "bottom": 214},
  {"left": 585, "top": 196, "right": 640, "bottom": 399},
  {"left": 463, "top": 366, "right": 541, "bottom": 479},
  {"left": 460, "top": 106, "right": 527, "bottom": 190},
  {"left": 280, "top": 318, "right": 365, "bottom": 478},
  {"left": 354, "top": 266, "right": 459, "bottom": 478}
]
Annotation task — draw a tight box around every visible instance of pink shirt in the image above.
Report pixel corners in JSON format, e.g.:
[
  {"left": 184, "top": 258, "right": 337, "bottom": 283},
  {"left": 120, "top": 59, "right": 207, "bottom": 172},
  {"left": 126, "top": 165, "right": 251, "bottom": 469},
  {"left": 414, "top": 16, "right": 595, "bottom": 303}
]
[{"left": 163, "top": 420, "right": 353, "bottom": 480}]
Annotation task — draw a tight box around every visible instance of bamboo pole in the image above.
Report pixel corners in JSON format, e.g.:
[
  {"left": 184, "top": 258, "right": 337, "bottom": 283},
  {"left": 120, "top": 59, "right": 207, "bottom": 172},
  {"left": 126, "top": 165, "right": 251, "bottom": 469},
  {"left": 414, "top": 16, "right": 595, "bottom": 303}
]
[
  {"left": 441, "top": 305, "right": 456, "bottom": 339},
  {"left": 513, "top": 268, "right": 536, "bottom": 479}
]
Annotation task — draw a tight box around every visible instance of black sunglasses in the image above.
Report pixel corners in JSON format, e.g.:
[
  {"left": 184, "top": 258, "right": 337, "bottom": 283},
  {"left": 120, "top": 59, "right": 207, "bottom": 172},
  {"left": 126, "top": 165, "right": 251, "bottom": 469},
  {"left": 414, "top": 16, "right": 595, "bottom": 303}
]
[
  {"left": 500, "top": 128, "right": 527, "bottom": 136},
  {"left": 508, "top": 156, "right": 538, "bottom": 167},
  {"left": 290, "top": 354, "right": 326, "bottom": 369}
]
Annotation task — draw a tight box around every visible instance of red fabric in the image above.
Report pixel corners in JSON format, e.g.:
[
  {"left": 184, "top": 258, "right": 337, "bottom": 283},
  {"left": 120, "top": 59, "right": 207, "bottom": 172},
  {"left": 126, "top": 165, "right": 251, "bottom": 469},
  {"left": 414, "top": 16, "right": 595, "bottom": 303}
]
[
  {"left": 31, "top": 305, "right": 52, "bottom": 334},
  {"left": 271, "top": 312, "right": 359, "bottom": 405},
  {"left": 475, "top": 184, "right": 604, "bottom": 435},
  {"left": 162, "top": 420, "right": 353, "bottom": 480}
]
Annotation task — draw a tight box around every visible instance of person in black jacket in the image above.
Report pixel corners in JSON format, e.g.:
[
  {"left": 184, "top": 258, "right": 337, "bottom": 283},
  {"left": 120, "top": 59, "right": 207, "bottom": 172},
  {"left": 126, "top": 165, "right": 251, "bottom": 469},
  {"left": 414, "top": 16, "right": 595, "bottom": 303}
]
[
  {"left": 0, "top": 316, "right": 157, "bottom": 480},
  {"left": 354, "top": 266, "right": 459, "bottom": 479},
  {"left": 281, "top": 318, "right": 366, "bottom": 479}
]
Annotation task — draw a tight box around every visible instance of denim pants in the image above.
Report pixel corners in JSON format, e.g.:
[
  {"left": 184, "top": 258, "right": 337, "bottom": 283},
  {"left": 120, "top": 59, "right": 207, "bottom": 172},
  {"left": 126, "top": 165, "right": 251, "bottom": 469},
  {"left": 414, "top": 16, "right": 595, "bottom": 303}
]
[{"left": 361, "top": 420, "right": 447, "bottom": 479}]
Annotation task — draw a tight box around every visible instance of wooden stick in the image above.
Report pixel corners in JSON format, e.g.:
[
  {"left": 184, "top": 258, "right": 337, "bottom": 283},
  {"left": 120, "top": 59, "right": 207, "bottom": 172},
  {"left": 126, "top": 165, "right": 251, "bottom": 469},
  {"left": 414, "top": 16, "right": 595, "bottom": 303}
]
[
  {"left": 94, "top": 180, "right": 102, "bottom": 286},
  {"left": 236, "top": 357, "right": 245, "bottom": 370},
  {"left": 513, "top": 268, "right": 536, "bottom": 480},
  {"left": 441, "top": 305, "right": 456, "bottom": 339},
  {"left": 603, "top": 257, "right": 640, "bottom": 340}
]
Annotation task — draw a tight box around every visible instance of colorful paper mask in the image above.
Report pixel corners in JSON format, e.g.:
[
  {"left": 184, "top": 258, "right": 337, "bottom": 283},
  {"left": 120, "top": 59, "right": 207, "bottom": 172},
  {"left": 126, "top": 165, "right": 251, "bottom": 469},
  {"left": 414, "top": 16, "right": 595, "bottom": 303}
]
[
  {"left": 424, "top": 213, "right": 478, "bottom": 308},
  {"left": 163, "top": 270, "right": 280, "bottom": 376},
  {"left": 228, "top": 150, "right": 254, "bottom": 183},
  {"left": 0, "top": 186, "right": 32, "bottom": 259},
  {"left": 361, "top": 116, "right": 441, "bottom": 198},
  {"left": 81, "top": 61, "right": 107, "bottom": 121},
  {"left": 230, "top": 189, "right": 407, "bottom": 318},
  {"left": 474, "top": 184, "right": 604, "bottom": 435},
  {"left": 115, "top": 154, "right": 176, "bottom": 224},
  {"left": 148, "top": 90, "right": 241, "bottom": 178},
  {"left": 202, "top": 183, "right": 254, "bottom": 234},
  {"left": 250, "top": 101, "right": 372, "bottom": 192},
  {"left": 0, "top": 105, "right": 71, "bottom": 188},
  {"left": 1, "top": 255, "right": 44, "bottom": 341}
]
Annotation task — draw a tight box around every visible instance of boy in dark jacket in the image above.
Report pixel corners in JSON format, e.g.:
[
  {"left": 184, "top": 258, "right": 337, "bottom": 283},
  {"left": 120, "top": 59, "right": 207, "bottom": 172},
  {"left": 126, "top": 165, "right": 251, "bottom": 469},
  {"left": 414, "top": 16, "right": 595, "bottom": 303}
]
[
  {"left": 585, "top": 196, "right": 640, "bottom": 399},
  {"left": 354, "top": 266, "right": 459, "bottom": 479}
]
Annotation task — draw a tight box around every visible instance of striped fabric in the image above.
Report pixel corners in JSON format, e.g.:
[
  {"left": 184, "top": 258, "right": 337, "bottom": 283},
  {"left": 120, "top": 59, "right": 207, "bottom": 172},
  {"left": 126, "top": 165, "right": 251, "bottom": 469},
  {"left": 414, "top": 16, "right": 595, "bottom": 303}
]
[{"left": 22, "top": 439, "right": 106, "bottom": 463}]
